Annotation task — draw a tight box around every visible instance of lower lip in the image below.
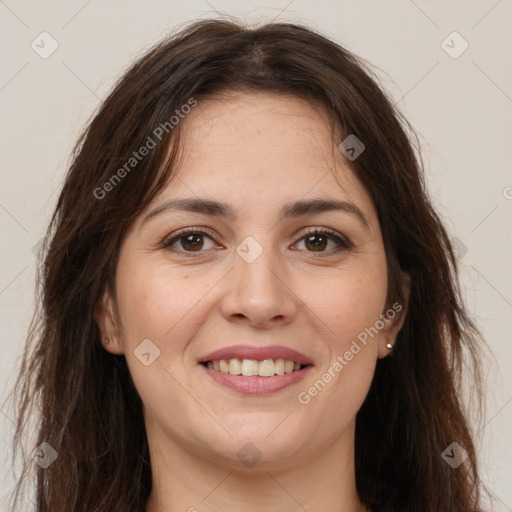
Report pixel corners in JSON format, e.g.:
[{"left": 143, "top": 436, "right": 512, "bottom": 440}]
[{"left": 200, "top": 364, "right": 313, "bottom": 395}]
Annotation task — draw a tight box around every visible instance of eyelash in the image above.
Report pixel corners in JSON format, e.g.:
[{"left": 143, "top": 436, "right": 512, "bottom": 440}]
[{"left": 161, "top": 226, "right": 352, "bottom": 257}]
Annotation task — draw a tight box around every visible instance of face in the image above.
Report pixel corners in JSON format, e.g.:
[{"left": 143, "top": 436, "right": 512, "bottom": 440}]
[{"left": 97, "top": 92, "right": 406, "bottom": 471}]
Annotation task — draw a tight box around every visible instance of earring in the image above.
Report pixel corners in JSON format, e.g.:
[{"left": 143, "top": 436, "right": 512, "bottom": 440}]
[
  {"left": 386, "top": 343, "right": 393, "bottom": 350},
  {"left": 104, "top": 338, "right": 110, "bottom": 344}
]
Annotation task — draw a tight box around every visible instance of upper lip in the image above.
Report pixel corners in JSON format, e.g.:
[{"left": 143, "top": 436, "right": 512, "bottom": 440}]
[{"left": 198, "top": 345, "right": 314, "bottom": 365}]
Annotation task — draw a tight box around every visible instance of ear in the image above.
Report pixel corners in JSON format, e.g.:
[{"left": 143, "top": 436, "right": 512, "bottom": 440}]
[
  {"left": 94, "top": 286, "right": 124, "bottom": 355},
  {"left": 377, "top": 272, "right": 411, "bottom": 359}
]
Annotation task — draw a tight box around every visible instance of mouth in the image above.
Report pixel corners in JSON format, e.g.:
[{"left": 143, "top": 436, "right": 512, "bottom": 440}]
[
  {"left": 197, "top": 345, "right": 314, "bottom": 394},
  {"left": 201, "top": 358, "right": 311, "bottom": 377}
]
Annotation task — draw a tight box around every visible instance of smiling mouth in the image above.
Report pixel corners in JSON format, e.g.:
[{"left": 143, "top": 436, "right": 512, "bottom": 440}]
[{"left": 201, "top": 358, "right": 310, "bottom": 377}]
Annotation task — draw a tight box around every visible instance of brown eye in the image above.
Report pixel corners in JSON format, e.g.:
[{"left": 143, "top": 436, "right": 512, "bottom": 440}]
[
  {"left": 179, "top": 233, "right": 205, "bottom": 251},
  {"left": 304, "top": 233, "right": 329, "bottom": 251},
  {"left": 295, "top": 228, "right": 351, "bottom": 255},
  {"left": 163, "top": 229, "right": 218, "bottom": 254}
]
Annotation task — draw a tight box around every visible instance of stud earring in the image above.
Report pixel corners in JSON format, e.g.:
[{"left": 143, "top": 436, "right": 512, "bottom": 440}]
[
  {"left": 104, "top": 338, "right": 110, "bottom": 344},
  {"left": 386, "top": 342, "right": 393, "bottom": 350}
]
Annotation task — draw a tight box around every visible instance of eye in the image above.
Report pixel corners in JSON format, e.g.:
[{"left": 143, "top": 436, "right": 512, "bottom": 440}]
[
  {"left": 162, "top": 228, "right": 219, "bottom": 254},
  {"left": 293, "top": 228, "right": 351, "bottom": 255},
  {"left": 161, "top": 226, "right": 351, "bottom": 257}
]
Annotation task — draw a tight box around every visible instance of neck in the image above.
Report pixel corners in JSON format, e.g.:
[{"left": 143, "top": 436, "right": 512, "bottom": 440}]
[{"left": 145, "top": 420, "right": 368, "bottom": 512}]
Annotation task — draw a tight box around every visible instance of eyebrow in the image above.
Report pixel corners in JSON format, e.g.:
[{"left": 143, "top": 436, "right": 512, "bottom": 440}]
[{"left": 142, "top": 197, "right": 370, "bottom": 231}]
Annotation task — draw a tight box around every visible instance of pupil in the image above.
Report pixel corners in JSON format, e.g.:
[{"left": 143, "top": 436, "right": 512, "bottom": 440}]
[
  {"left": 306, "top": 234, "right": 327, "bottom": 251},
  {"left": 183, "top": 234, "right": 203, "bottom": 251}
]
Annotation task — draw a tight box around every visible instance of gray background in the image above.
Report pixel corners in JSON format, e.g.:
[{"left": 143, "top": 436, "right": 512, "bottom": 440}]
[{"left": 1, "top": 0, "right": 511, "bottom": 510}]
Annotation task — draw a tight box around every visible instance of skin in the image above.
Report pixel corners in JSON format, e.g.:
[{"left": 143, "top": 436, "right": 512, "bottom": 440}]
[{"left": 96, "top": 92, "right": 408, "bottom": 512}]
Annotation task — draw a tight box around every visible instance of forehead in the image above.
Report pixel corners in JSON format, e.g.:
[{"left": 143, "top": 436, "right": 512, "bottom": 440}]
[
  {"left": 180, "top": 91, "right": 338, "bottom": 182},
  {"left": 146, "top": 91, "right": 377, "bottom": 225}
]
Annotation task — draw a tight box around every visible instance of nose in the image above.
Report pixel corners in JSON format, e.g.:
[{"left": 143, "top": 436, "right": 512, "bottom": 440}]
[{"left": 220, "top": 245, "right": 298, "bottom": 328}]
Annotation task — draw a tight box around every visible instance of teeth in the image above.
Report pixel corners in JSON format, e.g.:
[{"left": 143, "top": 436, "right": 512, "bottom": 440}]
[
  {"left": 229, "top": 358, "right": 242, "bottom": 375},
  {"left": 284, "top": 360, "right": 294, "bottom": 373},
  {"left": 241, "top": 359, "right": 259, "bottom": 376},
  {"left": 258, "top": 359, "right": 275, "bottom": 377},
  {"left": 205, "top": 358, "right": 305, "bottom": 377}
]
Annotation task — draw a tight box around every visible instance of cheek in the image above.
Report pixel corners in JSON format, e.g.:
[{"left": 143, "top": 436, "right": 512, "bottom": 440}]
[
  {"left": 305, "top": 261, "right": 388, "bottom": 347},
  {"left": 113, "top": 261, "right": 203, "bottom": 408},
  {"left": 295, "top": 261, "right": 386, "bottom": 412},
  {"left": 113, "top": 259, "right": 220, "bottom": 396},
  {"left": 115, "top": 260, "right": 209, "bottom": 341}
]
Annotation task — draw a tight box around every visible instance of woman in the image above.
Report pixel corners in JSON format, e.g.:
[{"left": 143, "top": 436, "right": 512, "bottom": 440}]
[{"left": 10, "top": 19, "right": 487, "bottom": 512}]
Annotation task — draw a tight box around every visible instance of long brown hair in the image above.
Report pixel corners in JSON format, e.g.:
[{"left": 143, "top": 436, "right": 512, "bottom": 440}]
[{"left": 7, "top": 18, "right": 487, "bottom": 512}]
